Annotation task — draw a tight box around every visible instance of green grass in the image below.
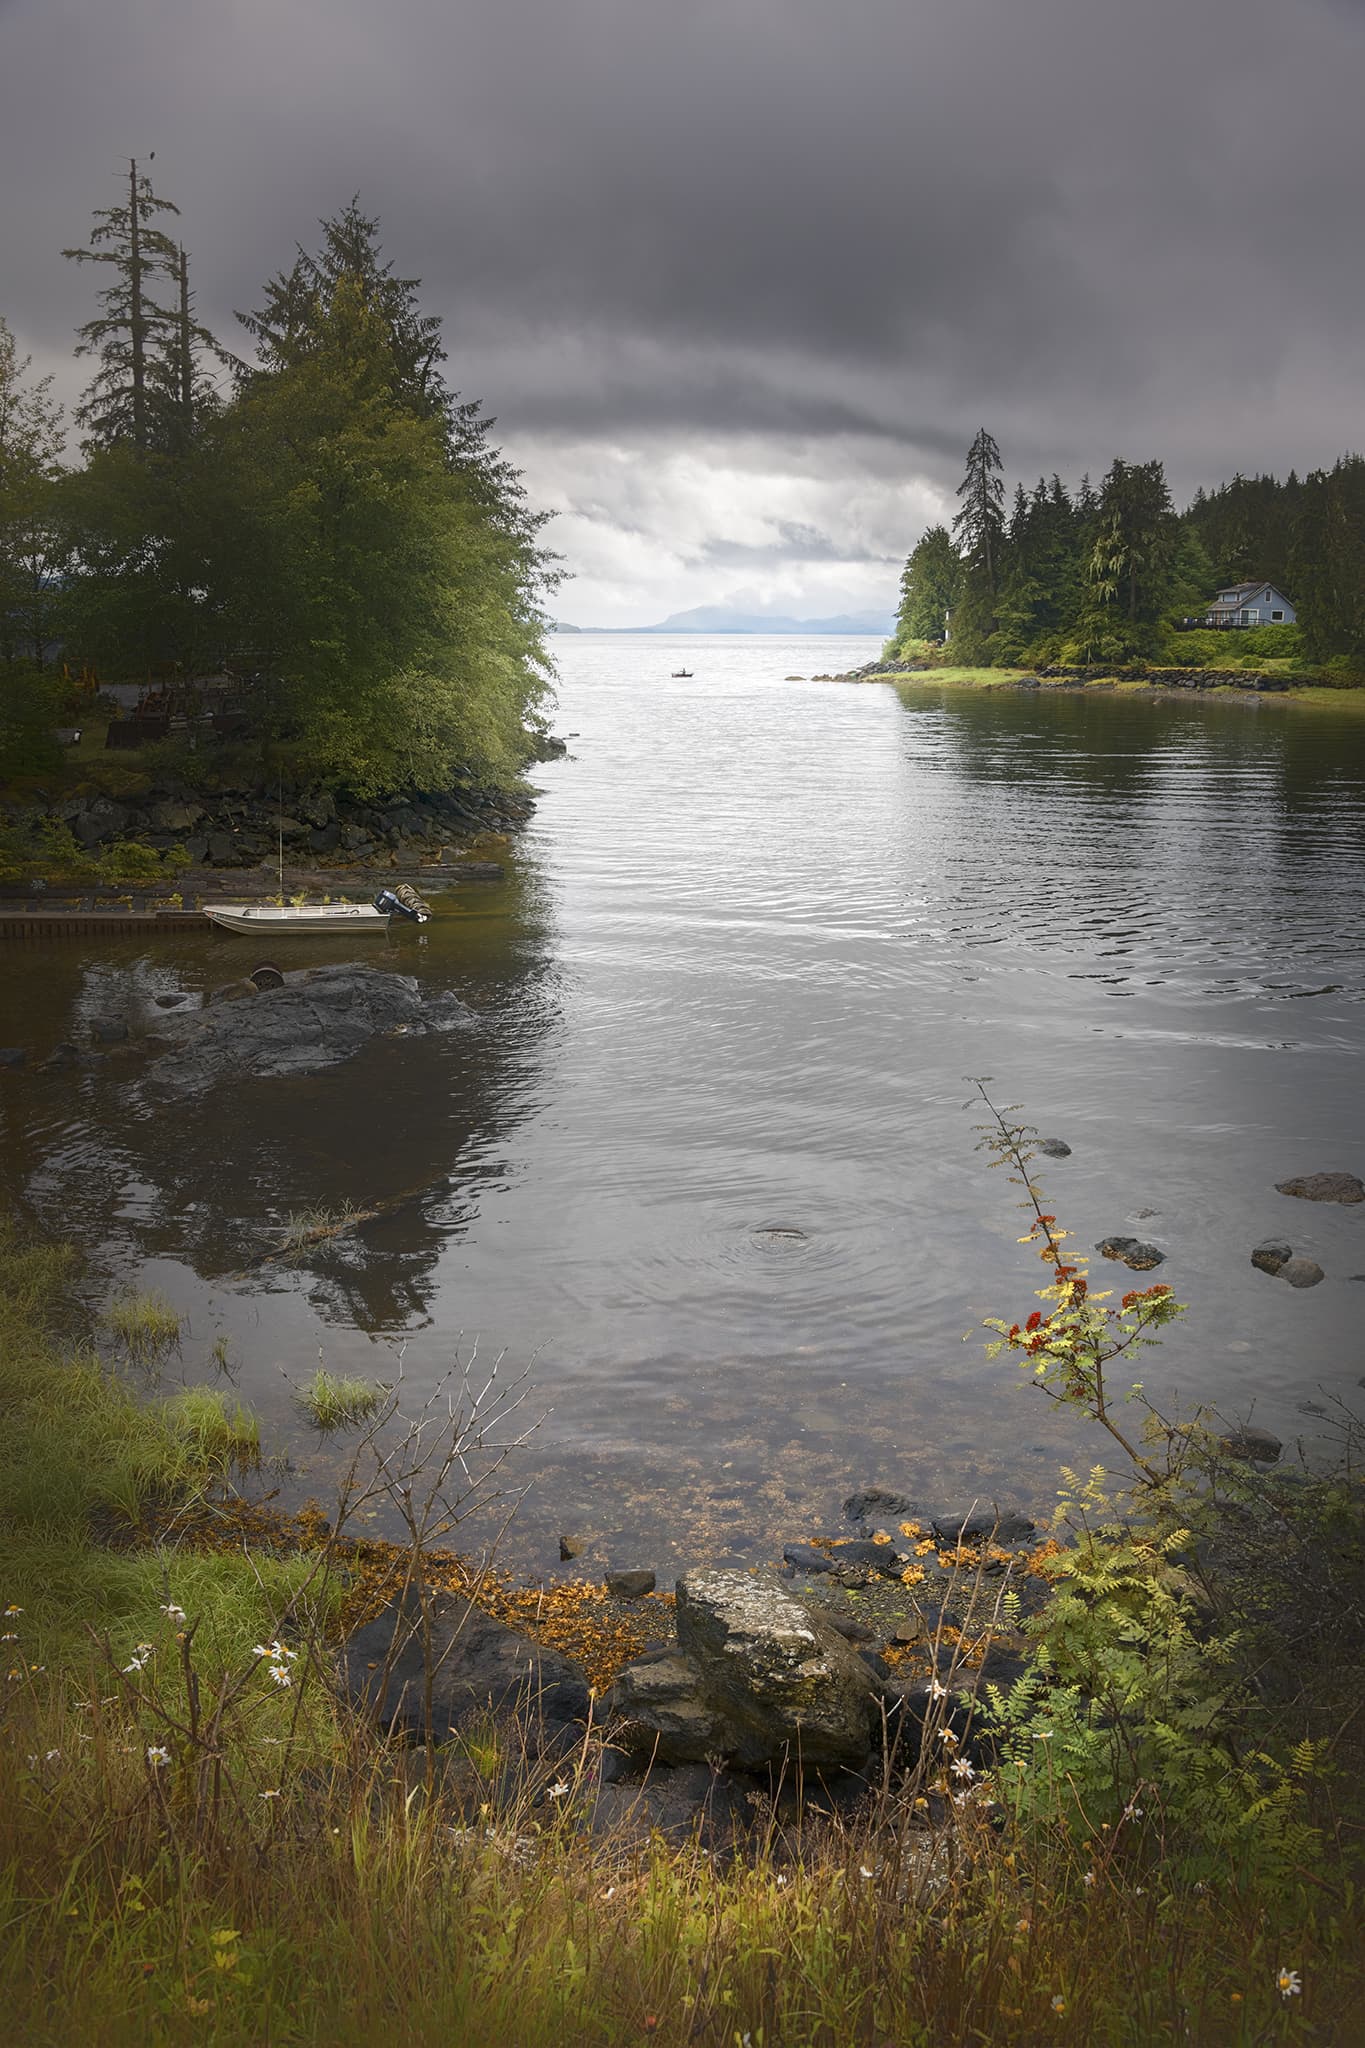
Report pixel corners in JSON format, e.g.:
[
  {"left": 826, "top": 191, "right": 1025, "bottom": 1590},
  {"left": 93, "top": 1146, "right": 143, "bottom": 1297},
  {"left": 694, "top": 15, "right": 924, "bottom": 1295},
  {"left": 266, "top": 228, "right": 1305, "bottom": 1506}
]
[
  {"left": 103, "top": 1291, "right": 186, "bottom": 1364},
  {"left": 275, "top": 1202, "right": 369, "bottom": 1258},
  {"left": 295, "top": 1368, "right": 384, "bottom": 1431}
]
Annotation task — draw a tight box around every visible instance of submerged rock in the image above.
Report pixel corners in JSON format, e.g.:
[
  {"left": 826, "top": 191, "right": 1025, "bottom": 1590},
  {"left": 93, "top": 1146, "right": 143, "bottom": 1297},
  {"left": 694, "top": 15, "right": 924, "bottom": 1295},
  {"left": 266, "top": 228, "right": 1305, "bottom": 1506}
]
[
  {"left": 842, "top": 1486, "right": 918, "bottom": 1523},
  {"left": 1251, "top": 1239, "right": 1293, "bottom": 1276},
  {"left": 1036, "top": 1137, "right": 1072, "bottom": 1158},
  {"left": 1220, "top": 1426, "right": 1283, "bottom": 1464},
  {"left": 1278, "top": 1256, "right": 1325, "bottom": 1290},
  {"left": 1096, "top": 1235, "right": 1166, "bottom": 1270},
  {"left": 139, "top": 963, "right": 473, "bottom": 1096},
  {"left": 1275, "top": 1172, "right": 1364, "bottom": 1204},
  {"left": 931, "top": 1507, "right": 1036, "bottom": 1546},
  {"left": 604, "top": 1568, "right": 657, "bottom": 1599}
]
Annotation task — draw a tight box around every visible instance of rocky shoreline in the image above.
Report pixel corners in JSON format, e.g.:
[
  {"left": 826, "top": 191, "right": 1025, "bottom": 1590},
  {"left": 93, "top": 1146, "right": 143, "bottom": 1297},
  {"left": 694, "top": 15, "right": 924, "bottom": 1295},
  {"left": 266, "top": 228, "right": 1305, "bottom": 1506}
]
[
  {"left": 1, "top": 737, "right": 566, "bottom": 872},
  {"left": 832, "top": 659, "right": 1319, "bottom": 694}
]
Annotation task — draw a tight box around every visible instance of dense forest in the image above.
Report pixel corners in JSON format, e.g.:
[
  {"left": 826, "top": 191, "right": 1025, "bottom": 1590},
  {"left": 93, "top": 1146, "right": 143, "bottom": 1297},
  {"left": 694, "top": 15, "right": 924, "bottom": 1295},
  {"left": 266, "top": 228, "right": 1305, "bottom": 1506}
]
[
  {"left": 0, "top": 164, "right": 555, "bottom": 794},
  {"left": 890, "top": 428, "right": 1365, "bottom": 675}
]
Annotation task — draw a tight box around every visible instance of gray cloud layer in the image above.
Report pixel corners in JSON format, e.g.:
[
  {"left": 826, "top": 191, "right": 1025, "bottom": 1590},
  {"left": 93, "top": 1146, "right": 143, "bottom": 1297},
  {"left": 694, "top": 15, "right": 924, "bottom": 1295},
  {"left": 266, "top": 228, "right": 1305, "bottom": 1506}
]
[{"left": 3, "top": 0, "right": 1362, "bottom": 620}]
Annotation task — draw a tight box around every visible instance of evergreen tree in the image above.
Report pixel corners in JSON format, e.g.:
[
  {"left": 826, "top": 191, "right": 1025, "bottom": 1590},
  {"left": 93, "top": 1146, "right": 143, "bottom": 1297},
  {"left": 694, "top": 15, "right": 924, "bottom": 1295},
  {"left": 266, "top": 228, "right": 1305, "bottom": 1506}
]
[
  {"left": 1291, "top": 457, "right": 1365, "bottom": 665},
  {"left": 892, "top": 524, "right": 960, "bottom": 646},
  {"left": 215, "top": 208, "right": 555, "bottom": 792},
  {"left": 1079, "top": 458, "right": 1178, "bottom": 658},
  {"left": 64, "top": 159, "right": 183, "bottom": 454},
  {"left": 147, "top": 244, "right": 224, "bottom": 451},
  {"left": 0, "top": 318, "right": 67, "bottom": 667},
  {"left": 952, "top": 428, "right": 1005, "bottom": 594}
]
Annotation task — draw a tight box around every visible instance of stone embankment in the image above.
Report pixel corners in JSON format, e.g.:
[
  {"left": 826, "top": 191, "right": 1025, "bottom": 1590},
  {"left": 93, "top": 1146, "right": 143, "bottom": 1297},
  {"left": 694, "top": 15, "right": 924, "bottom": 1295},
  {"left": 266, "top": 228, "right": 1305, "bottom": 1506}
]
[{"left": 1, "top": 749, "right": 565, "bottom": 871}]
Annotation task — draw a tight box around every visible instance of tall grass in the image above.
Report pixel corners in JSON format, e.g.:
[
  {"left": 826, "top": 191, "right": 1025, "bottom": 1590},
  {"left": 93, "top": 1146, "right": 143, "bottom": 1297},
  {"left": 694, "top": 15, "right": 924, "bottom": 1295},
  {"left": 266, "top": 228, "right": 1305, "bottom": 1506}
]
[{"left": 2, "top": 1213, "right": 1362, "bottom": 2045}]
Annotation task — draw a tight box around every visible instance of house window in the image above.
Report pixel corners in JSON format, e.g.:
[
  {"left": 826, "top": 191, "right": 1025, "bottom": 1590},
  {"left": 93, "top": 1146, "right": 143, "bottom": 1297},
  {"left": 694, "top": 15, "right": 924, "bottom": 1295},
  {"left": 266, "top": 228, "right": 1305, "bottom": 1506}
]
[{"left": 1272, "top": 610, "right": 1284, "bottom": 622}]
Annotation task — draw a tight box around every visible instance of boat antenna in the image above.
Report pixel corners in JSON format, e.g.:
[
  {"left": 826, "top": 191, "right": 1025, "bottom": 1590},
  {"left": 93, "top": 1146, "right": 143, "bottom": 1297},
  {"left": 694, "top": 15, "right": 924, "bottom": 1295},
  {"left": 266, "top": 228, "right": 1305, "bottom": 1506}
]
[{"left": 277, "top": 772, "right": 284, "bottom": 901}]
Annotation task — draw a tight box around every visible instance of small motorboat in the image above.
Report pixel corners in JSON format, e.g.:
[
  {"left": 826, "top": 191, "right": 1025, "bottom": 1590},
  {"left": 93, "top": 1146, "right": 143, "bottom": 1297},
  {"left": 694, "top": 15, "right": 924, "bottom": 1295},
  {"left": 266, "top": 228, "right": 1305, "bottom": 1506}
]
[
  {"left": 671, "top": 668, "right": 694, "bottom": 677},
  {"left": 204, "top": 887, "right": 431, "bottom": 936}
]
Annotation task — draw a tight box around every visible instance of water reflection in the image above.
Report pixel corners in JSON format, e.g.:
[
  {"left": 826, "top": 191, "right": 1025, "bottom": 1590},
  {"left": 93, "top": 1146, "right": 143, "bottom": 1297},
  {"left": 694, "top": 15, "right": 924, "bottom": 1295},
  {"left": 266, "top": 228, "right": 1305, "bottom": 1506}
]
[{"left": 2, "top": 644, "right": 1364, "bottom": 1575}]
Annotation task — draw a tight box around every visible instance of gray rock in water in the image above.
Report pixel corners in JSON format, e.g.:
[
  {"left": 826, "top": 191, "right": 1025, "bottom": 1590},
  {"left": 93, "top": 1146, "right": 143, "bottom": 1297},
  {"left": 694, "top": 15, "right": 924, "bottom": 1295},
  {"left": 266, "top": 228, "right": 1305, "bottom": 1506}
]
[
  {"left": 782, "top": 1542, "right": 840, "bottom": 1577},
  {"left": 1036, "top": 1137, "right": 1071, "bottom": 1158},
  {"left": 932, "top": 1507, "right": 1036, "bottom": 1546},
  {"left": 0, "top": 1047, "right": 27, "bottom": 1070},
  {"left": 843, "top": 1486, "right": 917, "bottom": 1523},
  {"left": 140, "top": 963, "right": 473, "bottom": 1096},
  {"left": 1096, "top": 1236, "right": 1166, "bottom": 1270},
  {"left": 1251, "top": 1239, "right": 1293, "bottom": 1276},
  {"left": 1278, "top": 1256, "right": 1325, "bottom": 1289},
  {"left": 605, "top": 1569, "right": 657, "bottom": 1599},
  {"left": 340, "top": 1588, "right": 592, "bottom": 1745},
  {"left": 1220, "top": 1426, "right": 1283, "bottom": 1464},
  {"left": 1275, "top": 1172, "right": 1364, "bottom": 1204}
]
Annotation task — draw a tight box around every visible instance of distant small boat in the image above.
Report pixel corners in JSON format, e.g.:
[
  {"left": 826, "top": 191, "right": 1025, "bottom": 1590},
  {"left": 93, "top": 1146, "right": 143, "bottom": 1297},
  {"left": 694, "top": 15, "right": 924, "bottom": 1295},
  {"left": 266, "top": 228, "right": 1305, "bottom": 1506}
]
[
  {"left": 671, "top": 669, "right": 694, "bottom": 677},
  {"left": 204, "top": 888, "right": 430, "bottom": 937}
]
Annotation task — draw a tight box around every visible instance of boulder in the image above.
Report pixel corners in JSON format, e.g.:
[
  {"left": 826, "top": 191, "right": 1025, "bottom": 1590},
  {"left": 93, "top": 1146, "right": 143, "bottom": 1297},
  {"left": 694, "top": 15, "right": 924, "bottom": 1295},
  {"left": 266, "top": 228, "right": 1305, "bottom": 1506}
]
[
  {"left": 340, "top": 1588, "right": 592, "bottom": 1745},
  {"left": 604, "top": 1569, "right": 656, "bottom": 1599},
  {"left": 1096, "top": 1236, "right": 1166, "bottom": 1270},
  {"left": 931, "top": 1508, "right": 1036, "bottom": 1546},
  {"left": 1251, "top": 1239, "right": 1293, "bottom": 1276},
  {"left": 150, "top": 801, "right": 204, "bottom": 833},
  {"left": 843, "top": 1486, "right": 918, "bottom": 1523},
  {"left": 609, "top": 1652, "right": 724, "bottom": 1761},
  {"left": 1278, "top": 1257, "right": 1325, "bottom": 1289},
  {"left": 1220, "top": 1426, "right": 1283, "bottom": 1464},
  {"left": 674, "top": 1568, "right": 879, "bottom": 1769},
  {"left": 1036, "top": 1137, "right": 1072, "bottom": 1158},
  {"left": 1275, "top": 1172, "right": 1364, "bottom": 1204}
]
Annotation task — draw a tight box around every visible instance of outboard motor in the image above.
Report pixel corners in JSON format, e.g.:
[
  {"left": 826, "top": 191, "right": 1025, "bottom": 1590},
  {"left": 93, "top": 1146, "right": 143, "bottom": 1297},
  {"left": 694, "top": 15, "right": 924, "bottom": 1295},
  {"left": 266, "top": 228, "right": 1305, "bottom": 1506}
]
[{"left": 373, "top": 885, "right": 431, "bottom": 924}]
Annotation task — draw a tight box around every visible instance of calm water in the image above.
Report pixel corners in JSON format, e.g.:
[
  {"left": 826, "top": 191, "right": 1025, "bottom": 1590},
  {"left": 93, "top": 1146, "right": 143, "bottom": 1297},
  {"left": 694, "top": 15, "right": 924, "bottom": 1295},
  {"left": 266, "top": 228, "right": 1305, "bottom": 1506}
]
[{"left": 3, "top": 636, "right": 1364, "bottom": 1576}]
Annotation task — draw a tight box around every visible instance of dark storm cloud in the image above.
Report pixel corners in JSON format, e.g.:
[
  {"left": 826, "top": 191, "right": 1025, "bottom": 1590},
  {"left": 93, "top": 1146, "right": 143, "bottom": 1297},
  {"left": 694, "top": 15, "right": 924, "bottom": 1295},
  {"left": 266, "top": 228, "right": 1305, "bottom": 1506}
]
[{"left": 2, "top": 0, "right": 1363, "bottom": 617}]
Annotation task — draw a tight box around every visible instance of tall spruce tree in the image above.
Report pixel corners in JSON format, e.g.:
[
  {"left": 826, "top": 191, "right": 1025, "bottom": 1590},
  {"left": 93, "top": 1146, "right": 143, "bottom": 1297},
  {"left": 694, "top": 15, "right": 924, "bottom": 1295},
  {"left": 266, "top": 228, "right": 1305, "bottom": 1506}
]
[
  {"left": 952, "top": 428, "right": 1005, "bottom": 594},
  {"left": 64, "top": 159, "right": 183, "bottom": 454}
]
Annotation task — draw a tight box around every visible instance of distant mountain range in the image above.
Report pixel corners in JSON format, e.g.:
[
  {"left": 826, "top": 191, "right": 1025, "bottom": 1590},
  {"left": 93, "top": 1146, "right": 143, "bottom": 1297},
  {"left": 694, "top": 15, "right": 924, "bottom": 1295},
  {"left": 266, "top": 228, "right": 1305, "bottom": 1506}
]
[{"left": 551, "top": 606, "right": 894, "bottom": 636}]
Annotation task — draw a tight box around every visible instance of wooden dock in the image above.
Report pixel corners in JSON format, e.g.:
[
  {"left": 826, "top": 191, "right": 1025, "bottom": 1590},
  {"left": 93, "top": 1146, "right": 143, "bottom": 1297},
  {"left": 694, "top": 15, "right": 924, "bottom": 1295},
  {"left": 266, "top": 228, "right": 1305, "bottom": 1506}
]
[{"left": 0, "top": 862, "right": 504, "bottom": 939}]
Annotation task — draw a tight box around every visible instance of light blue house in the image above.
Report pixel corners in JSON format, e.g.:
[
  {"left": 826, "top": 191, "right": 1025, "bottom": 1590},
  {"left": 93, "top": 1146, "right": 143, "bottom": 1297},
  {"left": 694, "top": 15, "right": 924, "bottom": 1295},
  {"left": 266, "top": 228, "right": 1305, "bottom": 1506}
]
[{"left": 1204, "top": 580, "right": 1297, "bottom": 627}]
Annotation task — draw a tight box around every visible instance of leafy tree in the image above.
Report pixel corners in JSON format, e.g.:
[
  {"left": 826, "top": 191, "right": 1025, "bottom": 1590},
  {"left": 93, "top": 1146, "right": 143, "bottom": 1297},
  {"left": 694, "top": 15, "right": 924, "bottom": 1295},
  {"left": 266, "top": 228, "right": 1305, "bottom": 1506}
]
[
  {"left": 892, "top": 524, "right": 959, "bottom": 647},
  {"left": 0, "top": 318, "right": 67, "bottom": 667},
  {"left": 64, "top": 159, "right": 184, "bottom": 454}
]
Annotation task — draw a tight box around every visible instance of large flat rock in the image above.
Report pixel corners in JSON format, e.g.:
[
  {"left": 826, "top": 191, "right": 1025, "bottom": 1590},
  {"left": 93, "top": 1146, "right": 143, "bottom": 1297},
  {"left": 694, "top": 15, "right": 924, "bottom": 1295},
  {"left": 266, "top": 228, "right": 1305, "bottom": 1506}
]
[{"left": 140, "top": 963, "right": 472, "bottom": 1096}]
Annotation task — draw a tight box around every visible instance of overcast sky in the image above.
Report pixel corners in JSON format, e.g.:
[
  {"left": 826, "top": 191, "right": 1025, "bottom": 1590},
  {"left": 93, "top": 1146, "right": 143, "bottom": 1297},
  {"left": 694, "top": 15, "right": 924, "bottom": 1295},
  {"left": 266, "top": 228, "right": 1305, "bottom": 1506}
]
[{"left": 3, "top": 0, "right": 1363, "bottom": 625}]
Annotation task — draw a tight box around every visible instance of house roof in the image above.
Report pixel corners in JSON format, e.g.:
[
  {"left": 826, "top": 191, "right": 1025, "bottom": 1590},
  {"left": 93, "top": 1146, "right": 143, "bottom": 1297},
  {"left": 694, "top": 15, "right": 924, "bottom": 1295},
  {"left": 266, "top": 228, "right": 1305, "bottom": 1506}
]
[{"left": 1211, "top": 580, "right": 1294, "bottom": 604}]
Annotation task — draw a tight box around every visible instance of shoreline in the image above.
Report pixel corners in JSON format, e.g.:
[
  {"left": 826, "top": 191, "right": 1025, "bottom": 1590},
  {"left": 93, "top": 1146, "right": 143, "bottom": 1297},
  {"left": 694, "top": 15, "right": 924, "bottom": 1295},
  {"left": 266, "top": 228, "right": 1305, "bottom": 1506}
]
[{"left": 827, "top": 659, "right": 1365, "bottom": 709}]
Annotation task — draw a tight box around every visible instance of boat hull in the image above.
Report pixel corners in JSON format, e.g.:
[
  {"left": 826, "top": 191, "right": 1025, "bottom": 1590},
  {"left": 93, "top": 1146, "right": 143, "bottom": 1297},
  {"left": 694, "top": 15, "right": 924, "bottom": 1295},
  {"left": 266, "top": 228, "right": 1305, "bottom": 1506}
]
[{"left": 203, "top": 904, "right": 392, "bottom": 936}]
